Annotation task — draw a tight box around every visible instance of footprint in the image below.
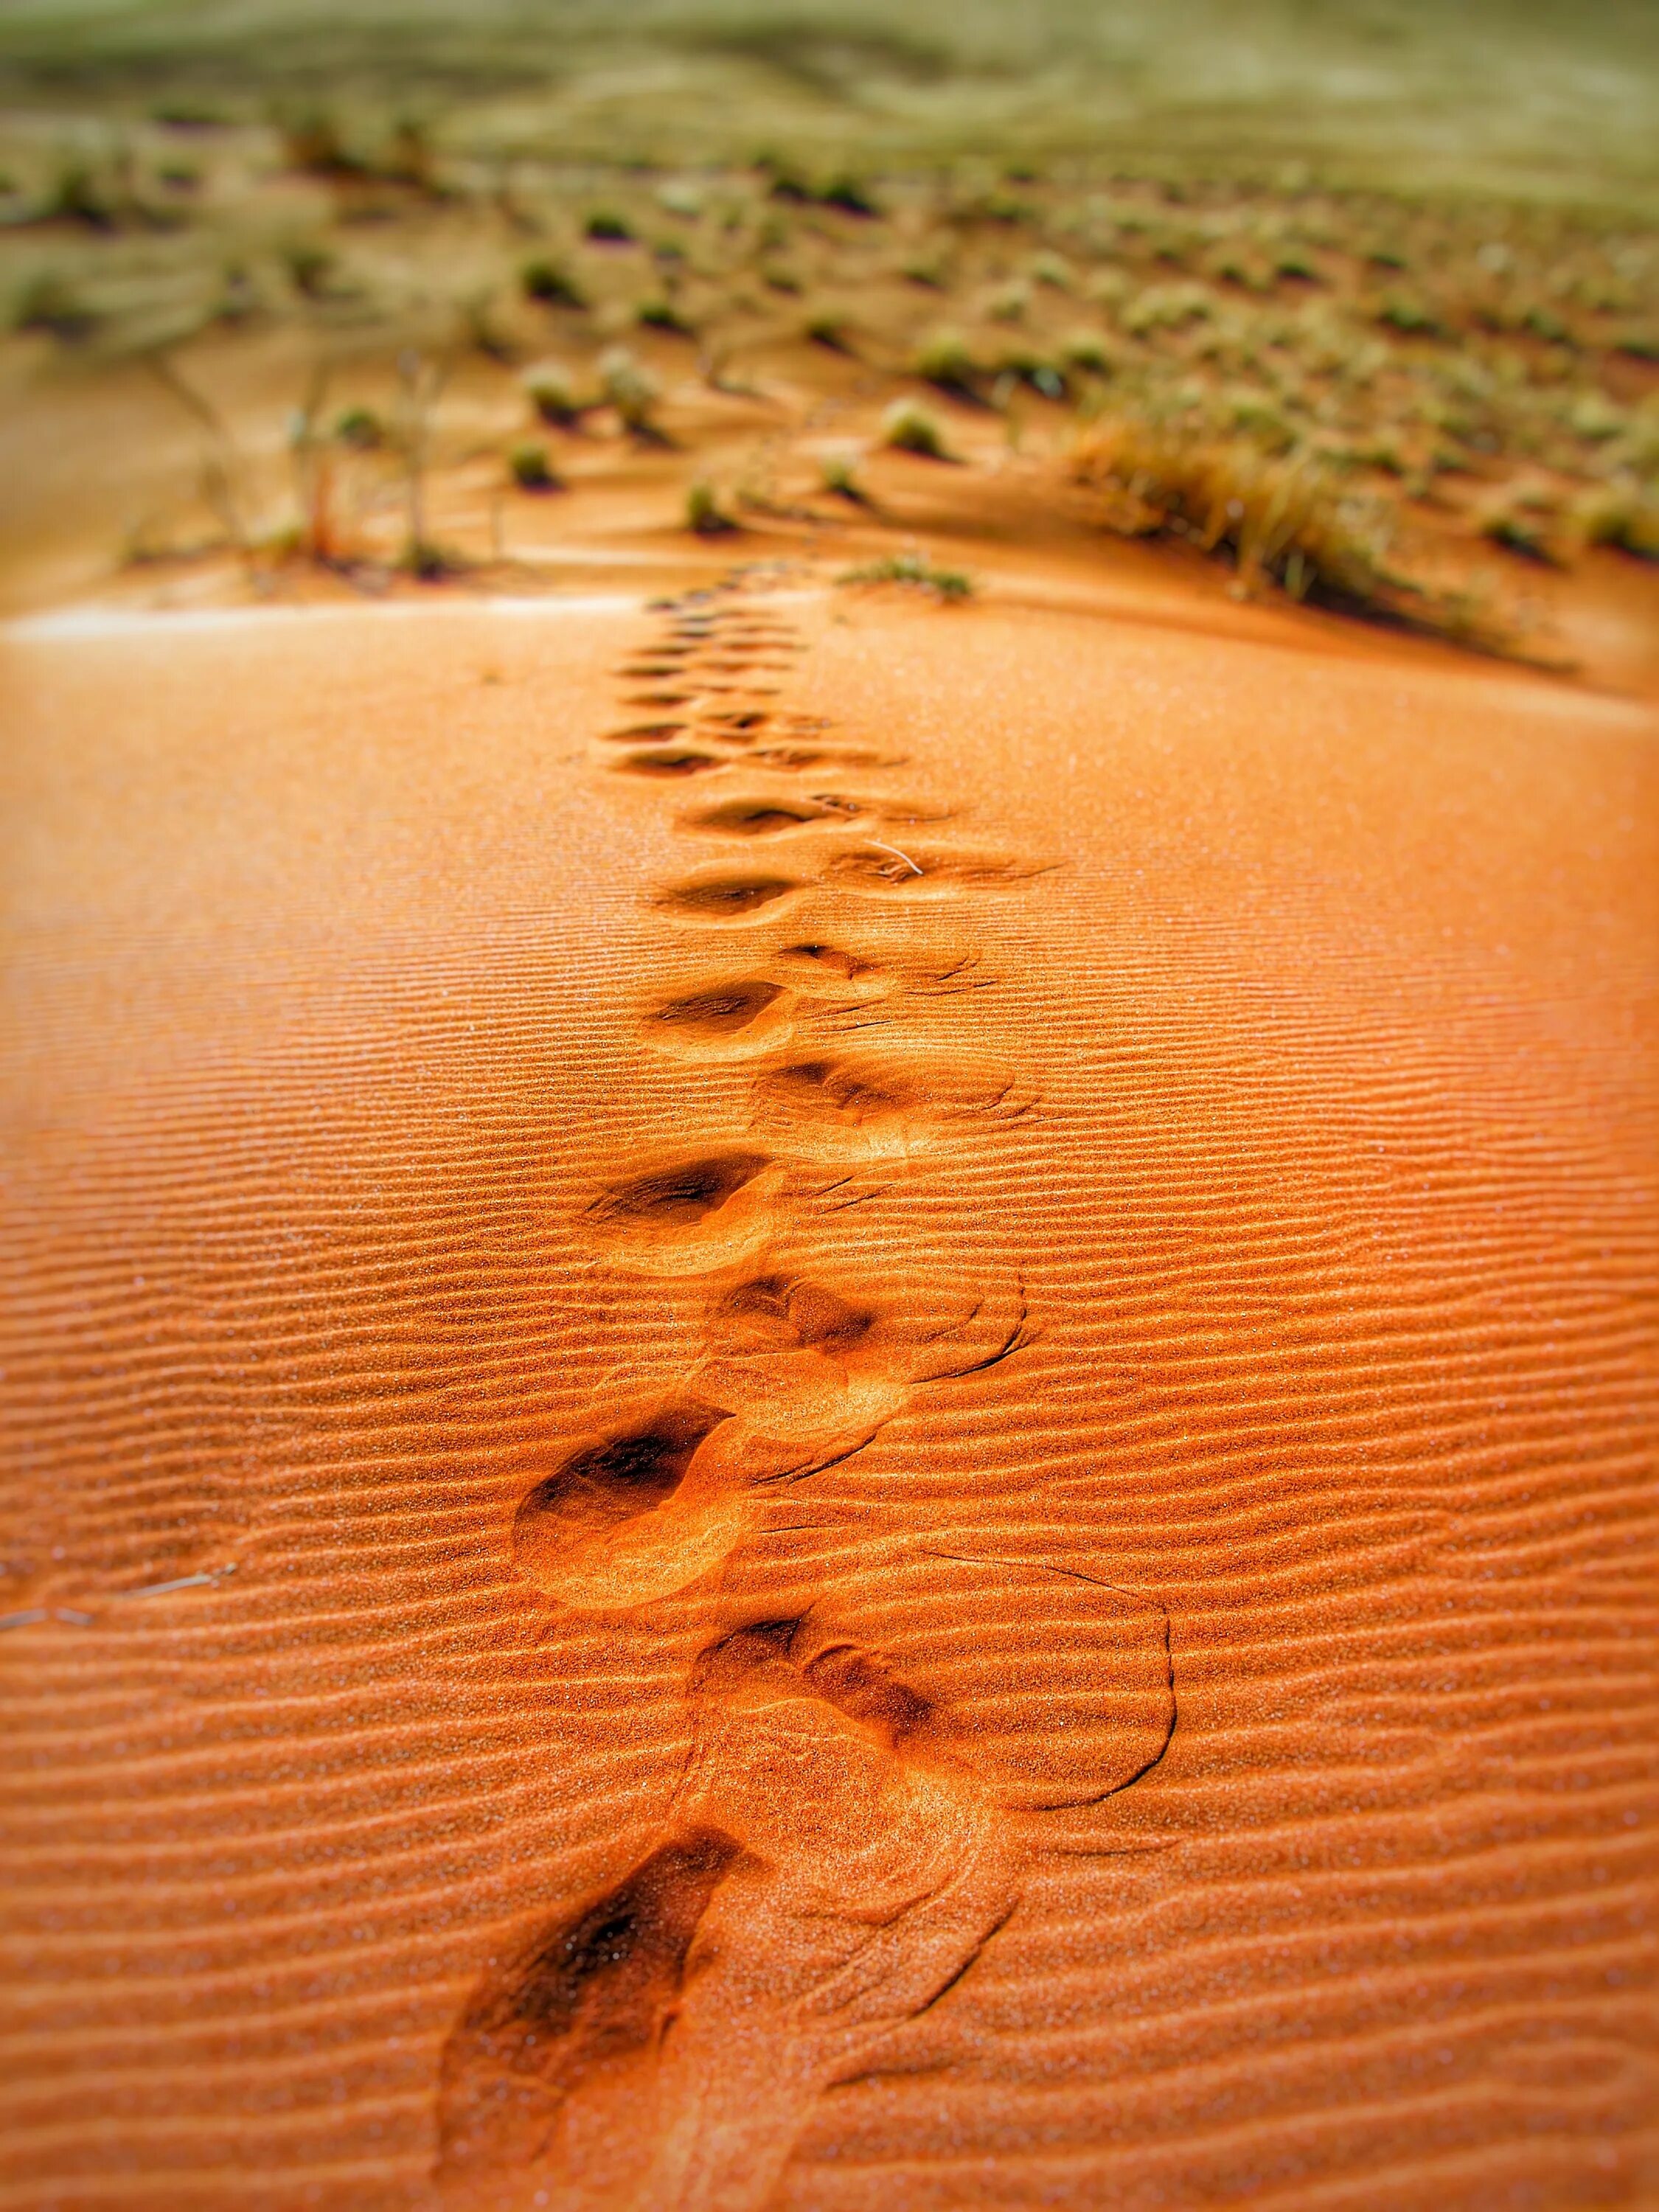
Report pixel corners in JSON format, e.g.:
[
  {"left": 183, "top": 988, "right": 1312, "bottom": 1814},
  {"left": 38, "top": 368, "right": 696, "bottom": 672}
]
[
  {"left": 614, "top": 748, "right": 728, "bottom": 779},
  {"left": 640, "top": 978, "right": 795, "bottom": 1060},
  {"left": 699, "top": 710, "right": 771, "bottom": 737},
  {"left": 694, "top": 1263, "right": 1033, "bottom": 1439},
  {"left": 602, "top": 720, "right": 688, "bottom": 744},
  {"left": 436, "top": 1830, "right": 748, "bottom": 2202},
  {"left": 512, "top": 1395, "right": 876, "bottom": 1615},
  {"left": 749, "top": 1050, "right": 1031, "bottom": 1160},
  {"left": 678, "top": 797, "right": 849, "bottom": 839},
  {"left": 446, "top": 1537, "right": 1172, "bottom": 2209},
  {"left": 587, "top": 1150, "right": 784, "bottom": 1273},
  {"left": 511, "top": 1401, "right": 761, "bottom": 1610},
  {"left": 821, "top": 844, "right": 1045, "bottom": 897},
  {"left": 752, "top": 748, "right": 910, "bottom": 776},
  {"left": 765, "top": 942, "right": 888, "bottom": 997},
  {"left": 652, "top": 872, "right": 804, "bottom": 924},
  {"left": 692, "top": 1272, "right": 905, "bottom": 1443},
  {"left": 712, "top": 1544, "right": 1176, "bottom": 1815}
]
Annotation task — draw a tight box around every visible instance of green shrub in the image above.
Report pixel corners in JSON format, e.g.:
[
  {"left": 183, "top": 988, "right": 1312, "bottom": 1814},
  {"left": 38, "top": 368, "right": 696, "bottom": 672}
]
[
  {"left": 840, "top": 551, "right": 974, "bottom": 599},
  {"left": 686, "top": 479, "right": 737, "bottom": 535},
  {"left": 524, "top": 363, "right": 582, "bottom": 425},
  {"left": 510, "top": 442, "right": 561, "bottom": 491},
  {"left": 521, "top": 258, "right": 585, "bottom": 309},
  {"left": 880, "top": 397, "right": 954, "bottom": 459},
  {"left": 599, "top": 347, "right": 664, "bottom": 437}
]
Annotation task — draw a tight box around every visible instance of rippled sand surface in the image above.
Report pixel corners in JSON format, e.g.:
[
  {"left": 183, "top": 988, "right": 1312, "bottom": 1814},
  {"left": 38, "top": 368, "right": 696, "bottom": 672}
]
[{"left": 3, "top": 572, "right": 1657, "bottom": 2210}]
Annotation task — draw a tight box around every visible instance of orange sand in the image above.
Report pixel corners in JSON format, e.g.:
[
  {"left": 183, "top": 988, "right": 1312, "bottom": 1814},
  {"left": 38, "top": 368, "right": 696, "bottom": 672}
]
[{"left": 2, "top": 560, "right": 1658, "bottom": 2211}]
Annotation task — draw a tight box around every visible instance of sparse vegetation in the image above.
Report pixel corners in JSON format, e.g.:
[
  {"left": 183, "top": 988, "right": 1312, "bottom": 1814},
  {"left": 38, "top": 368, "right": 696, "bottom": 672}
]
[
  {"left": 599, "top": 346, "right": 664, "bottom": 439},
  {"left": 686, "top": 479, "right": 737, "bottom": 535},
  {"left": 524, "top": 363, "right": 582, "bottom": 426},
  {"left": 1071, "top": 413, "right": 1515, "bottom": 653},
  {"left": 521, "top": 257, "right": 584, "bottom": 310},
  {"left": 818, "top": 447, "right": 869, "bottom": 502},
  {"left": 509, "top": 441, "right": 560, "bottom": 491},
  {"left": 0, "top": 9, "right": 1653, "bottom": 653},
  {"left": 880, "top": 398, "right": 955, "bottom": 459},
  {"left": 841, "top": 550, "right": 974, "bottom": 599}
]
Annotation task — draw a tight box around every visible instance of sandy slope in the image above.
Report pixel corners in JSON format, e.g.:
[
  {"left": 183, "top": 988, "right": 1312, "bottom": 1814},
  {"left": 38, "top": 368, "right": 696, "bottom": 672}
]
[{"left": 2, "top": 562, "right": 1658, "bottom": 2211}]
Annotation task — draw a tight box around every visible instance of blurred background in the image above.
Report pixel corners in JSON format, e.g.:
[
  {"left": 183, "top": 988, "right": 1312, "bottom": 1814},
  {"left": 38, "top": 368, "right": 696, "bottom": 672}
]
[{"left": 1, "top": 0, "right": 1653, "bottom": 656}]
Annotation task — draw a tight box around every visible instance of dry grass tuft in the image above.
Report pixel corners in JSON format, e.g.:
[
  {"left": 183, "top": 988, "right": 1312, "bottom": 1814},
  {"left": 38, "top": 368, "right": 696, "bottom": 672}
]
[
  {"left": 840, "top": 549, "right": 973, "bottom": 599},
  {"left": 1071, "top": 414, "right": 1514, "bottom": 653}
]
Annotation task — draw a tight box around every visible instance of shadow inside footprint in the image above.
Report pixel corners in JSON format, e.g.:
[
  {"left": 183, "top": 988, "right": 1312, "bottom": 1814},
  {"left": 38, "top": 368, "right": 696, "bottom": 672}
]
[
  {"left": 615, "top": 748, "right": 727, "bottom": 778},
  {"left": 437, "top": 1830, "right": 746, "bottom": 2191},
  {"left": 642, "top": 980, "right": 791, "bottom": 1060},
  {"left": 682, "top": 799, "right": 841, "bottom": 838},
  {"left": 603, "top": 721, "right": 687, "bottom": 744},
  {"left": 768, "top": 942, "right": 886, "bottom": 994},
  {"left": 587, "top": 1149, "right": 783, "bottom": 1274},
  {"left": 751, "top": 1051, "right": 1028, "bottom": 1158},
  {"left": 653, "top": 873, "right": 801, "bottom": 921},
  {"left": 647, "top": 980, "right": 785, "bottom": 1037},
  {"left": 512, "top": 1402, "right": 729, "bottom": 1585}
]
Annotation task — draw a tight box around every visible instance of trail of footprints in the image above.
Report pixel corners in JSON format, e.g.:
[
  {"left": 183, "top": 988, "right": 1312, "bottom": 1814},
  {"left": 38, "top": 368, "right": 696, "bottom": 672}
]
[{"left": 439, "top": 578, "right": 1175, "bottom": 2212}]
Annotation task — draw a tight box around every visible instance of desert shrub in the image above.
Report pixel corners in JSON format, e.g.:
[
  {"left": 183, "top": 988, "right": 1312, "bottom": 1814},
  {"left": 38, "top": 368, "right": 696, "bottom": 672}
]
[
  {"left": 521, "top": 257, "right": 585, "bottom": 309},
  {"left": 804, "top": 311, "right": 851, "bottom": 350},
  {"left": 279, "top": 111, "right": 362, "bottom": 180},
  {"left": 585, "top": 209, "right": 634, "bottom": 243},
  {"left": 11, "top": 269, "right": 94, "bottom": 339},
  {"left": 840, "top": 551, "right": 973, "bottom": 599},
  {"left": 914, "top": 326, "right": 979, "bottom": 394},
  {"left": 1476, "top": 485, "right": 1568, "bottom": 565},
  {"left": 818, "top": 172, "right": 880, "bottom": 217},
  {"left": 333, "top": 405, "right": 383, "bottom": 449},
  {"left": 818, "top": 447, "right": 868, "bottom": 501},
  {"left": 686, "top": 479, "right": 737, "bottom": 534},
  {"left": 1060, "top": 329, "right": 1115, "bottom": 375},
  {"left": 1071, "top": 414, "right": 1511, "bottom": 650},
  {"left": 638, "top": 296, "right": 692, "bottom": 333},
  {"left": 509, "top": 442, "right": 561, "bottom": 490},
  {"left": 881, "top": 397, "right": 954, "bottom": 459},
  {"left": 599, "top": 346, "right": 663, "bottom": 437},
  {"left": 1575, "top": 479, "right": 1659, "bottom": 560},
  {"left": 524, "top": 362, "right": 582, "bottom": 425}
]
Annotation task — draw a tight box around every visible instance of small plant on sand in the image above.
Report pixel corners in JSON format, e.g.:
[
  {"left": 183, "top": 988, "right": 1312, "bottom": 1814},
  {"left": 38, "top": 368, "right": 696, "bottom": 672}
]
[
  {"left": 686, "top": 479, "right": 737, "bottom": 535},
  {"left": 880, "top": 397, "right": 955, "bottom": 460},
  {"left": 599, "top": 346, "right": 664, "bottom": 439},
  {"left": 524, "top": 362, "right": 583, "bottom": 426},
  {"left": 818, "top": 447, "right": 869, "bottom": 503},
  {"left": 509, "top": 441, "right": 562, "bottom": 491},
  {"left": 914, "top": 326, "right": 979, "bottom": 395},
  {"left": 840, "top": 550, "right": 973, "bottom": 600},
  {"left": 521, "top": 257, "right": 585, "bottom": 309},
  {"left": 333, "top": 405, "right": 383, "bottom": 450},
  {"left": 804, "top": 310, "right": 852, "bottom": 351},
  {"left": 818, "top": 172, "right": 880, "bottom": 218},
  {"left": 1574, "top": 479, "right": 1659, "bottom": 560},
  {"left": 1476, "top": 484, "right": 1568, "bottom": 566},
  {"left": 638, "top": 296, "right": 693, "bottom": 333},
  {"left": 585, "top": 209, "right": 634, "bottom": 243},
  {"left": 278, "top": 111, "right": 363, "bottom": 181}
]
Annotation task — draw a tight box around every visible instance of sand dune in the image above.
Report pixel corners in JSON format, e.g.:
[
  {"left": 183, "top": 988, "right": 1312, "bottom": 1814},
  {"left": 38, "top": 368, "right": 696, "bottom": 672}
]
[{"left": 2, "top": 558, "right": 1657, "bottom": 2211}]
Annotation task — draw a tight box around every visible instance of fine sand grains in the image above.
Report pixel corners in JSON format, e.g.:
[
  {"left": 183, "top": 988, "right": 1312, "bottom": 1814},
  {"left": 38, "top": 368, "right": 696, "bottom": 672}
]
[{"left": 441, "top": 577, "right": 1173, "bottom": 2211}]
